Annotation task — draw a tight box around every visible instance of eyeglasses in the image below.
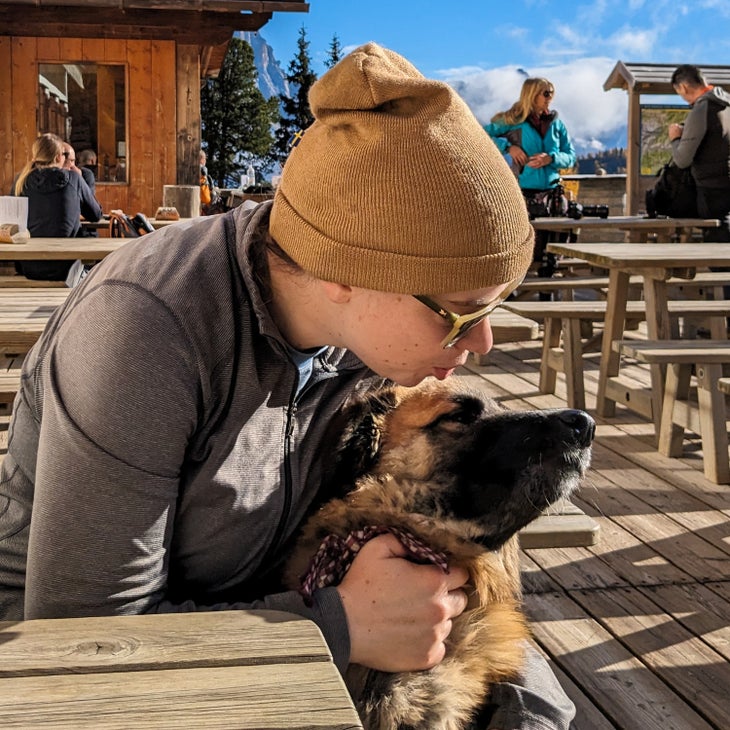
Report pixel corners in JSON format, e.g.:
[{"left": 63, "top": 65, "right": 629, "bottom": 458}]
[
  {"left": 414, "top": 276, "right": 524, "bottom": 349},
  {"left": 542, "top": 90, "right": 554, "bottom": 98}
]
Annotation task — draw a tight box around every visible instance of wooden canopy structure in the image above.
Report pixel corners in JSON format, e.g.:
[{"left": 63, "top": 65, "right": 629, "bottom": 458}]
[
  {"left": 0, "top": 1, "right": 309, "bottom": 77},
  {"left": 603, "top": 62, "right": 730, "bottom": 214},
  {"left": 0, "top": 0, "right": 308, "bottom": 215}
]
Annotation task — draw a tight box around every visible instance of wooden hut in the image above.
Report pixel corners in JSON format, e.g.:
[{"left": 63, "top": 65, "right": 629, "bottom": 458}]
[
  {"left": 0, "top": 0, "right": 308, "bottom": 216},
  {"left": 603, "top": 61, "right": 730, "bottom": 214}
]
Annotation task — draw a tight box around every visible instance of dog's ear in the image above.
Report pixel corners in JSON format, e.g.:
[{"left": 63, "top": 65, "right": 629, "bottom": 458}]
[{"left": 320, "top": 386, "right": 400, "bottom": 500}]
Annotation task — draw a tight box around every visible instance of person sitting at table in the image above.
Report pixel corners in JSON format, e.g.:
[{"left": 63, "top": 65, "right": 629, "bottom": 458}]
[
  {"left": 62, "top": 142, "right": 97, "bottom": 195},
  {"left": 0, "top": 45, "right": 575, "bottom": 730},
  {"left": 485, "top": 77, "right": 576, "bottom": 282},
  {"left": 62, "top": 141, "right": 103, "bottom": 238},
  {"left": 12, "top": 133, "right": 102, "bottom": 280},
  {"left": 77, "top": 148, "right": 98, "bottom": 187}
]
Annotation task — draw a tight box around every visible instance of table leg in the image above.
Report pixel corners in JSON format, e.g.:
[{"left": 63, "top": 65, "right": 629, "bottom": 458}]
[
  {"left": 696, "top": 363, "right": 730, "bottom": 484},
  {"left": 643, "top": 276, "right": 671, "bottom": 435},
  {"left": 596, "top": 269, "right": 630, "bottom": 417}
]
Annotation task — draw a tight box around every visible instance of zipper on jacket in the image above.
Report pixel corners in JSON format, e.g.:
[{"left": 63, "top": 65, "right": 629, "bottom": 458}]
[{"left": 269, "top": 400, "right": 297, "bottom": 556}]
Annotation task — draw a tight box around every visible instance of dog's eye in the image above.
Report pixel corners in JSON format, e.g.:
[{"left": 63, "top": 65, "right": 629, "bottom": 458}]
[
  {"left": 429, "top": 409, "right": 478, "bottom": 429},
  {"left": 426, "top": 397, "right": 484, "bottom": 430}
]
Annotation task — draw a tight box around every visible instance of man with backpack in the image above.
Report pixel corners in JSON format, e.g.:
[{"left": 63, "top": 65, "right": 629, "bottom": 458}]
[{"left": 669, "top": 64, "right": 730, "bottom": 243}]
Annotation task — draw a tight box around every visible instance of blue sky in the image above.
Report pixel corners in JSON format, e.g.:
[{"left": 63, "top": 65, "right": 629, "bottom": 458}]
[{"left": 260, "top": 0, "right": 730, "bottom": 153}]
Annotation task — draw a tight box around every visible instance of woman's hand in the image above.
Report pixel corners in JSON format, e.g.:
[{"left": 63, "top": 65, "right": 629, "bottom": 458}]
[
  {"left": 527, "top": 152, "right": 553, "bottom": 168},
  {"left": 508, "top": 145, "right": 528, "bottom": 166},
  {"left": 337, "top": 533, "right": 469, "bottom": 672}
]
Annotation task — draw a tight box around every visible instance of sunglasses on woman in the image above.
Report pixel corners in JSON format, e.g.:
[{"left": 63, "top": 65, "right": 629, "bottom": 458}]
[
  {"left": 414, "top": 276, "right": 524, "bottom": 349},
  {"left": 542, "top": 90, "right": 554, "bottom": 98}
]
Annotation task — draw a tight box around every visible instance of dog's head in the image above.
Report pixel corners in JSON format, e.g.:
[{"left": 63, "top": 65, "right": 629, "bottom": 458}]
[{"left": 323, "top": 378, "right": 594, "bottom": 550}]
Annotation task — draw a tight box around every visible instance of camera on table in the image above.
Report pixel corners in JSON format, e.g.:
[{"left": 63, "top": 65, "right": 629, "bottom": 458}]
[{"left": 566, "top": 201, "right": 610, "bottom": 220}]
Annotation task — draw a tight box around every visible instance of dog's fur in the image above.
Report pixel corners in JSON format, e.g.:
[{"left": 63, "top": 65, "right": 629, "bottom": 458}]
[{"left": 285, "top": 378, "right": 594, "bottom": 730}]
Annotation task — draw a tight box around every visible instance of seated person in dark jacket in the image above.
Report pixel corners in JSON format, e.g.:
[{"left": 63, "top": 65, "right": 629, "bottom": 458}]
[
  {"left": 13, "top": 133, "right": 103, "bottom": 280},
  {"left": 62, "top": 142, "right": 102, "bottom": 238},
  {"left": 77, "top": 148, "right": 98, "bottom": 192}
]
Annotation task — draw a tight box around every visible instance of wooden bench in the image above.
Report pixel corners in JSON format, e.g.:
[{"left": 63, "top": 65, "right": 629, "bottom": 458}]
[
  {"left": 0, "top": 371, "right": 21, "bottom": 404},
  {"left": 0, "top": 275, "right": 66, "bottom": 288},
  {"left": 503, "top": 300, "right": 645, "bottom": 409},
  {"left": 514, "top": 274, "right": 640, "bottom": 300},
  {"left": 514, "top": 270, "right": 730, "bottom": 301},
  {"left": 472, "top": 308, "right": 539, "bottom": 365},
  {"left": 503, "top": 299, "right": 730, "bottom": 410},
  {"left": 618, "top": 340, "right": 730, "bottom": 483},
  {"left": 0, "top": 288, "right": 70, "bottom": 351},
  {"left": 519, "top": 498, "right": 599, "bottom": 548}
]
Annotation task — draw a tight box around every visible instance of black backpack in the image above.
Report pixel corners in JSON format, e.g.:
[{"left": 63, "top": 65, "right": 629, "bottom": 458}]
[{"left": 646, "top": 162, "right": 698, "bottom": 218}]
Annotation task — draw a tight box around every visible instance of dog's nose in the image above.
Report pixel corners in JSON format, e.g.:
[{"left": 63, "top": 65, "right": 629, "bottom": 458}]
[{"left": 558, "top": 409, "right": 595, "bottom": 448}]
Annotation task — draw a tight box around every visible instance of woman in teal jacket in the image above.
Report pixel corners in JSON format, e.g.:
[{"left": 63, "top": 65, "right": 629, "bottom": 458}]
[{"left": 485, "top": 77, "right": 576, "bottom": 276}]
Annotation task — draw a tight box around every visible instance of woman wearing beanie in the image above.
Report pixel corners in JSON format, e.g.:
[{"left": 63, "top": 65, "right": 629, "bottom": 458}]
[
  {"left": 485, "top": 77, "right": 577, "bottom": 279},
  {"left": 0, "top": 44, "right": 573, "bottom": 729}
]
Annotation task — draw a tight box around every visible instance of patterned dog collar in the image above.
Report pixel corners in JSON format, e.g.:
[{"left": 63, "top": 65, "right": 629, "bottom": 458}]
[{"left": 299, "top": 525, "right": 450, "bottom": 606}]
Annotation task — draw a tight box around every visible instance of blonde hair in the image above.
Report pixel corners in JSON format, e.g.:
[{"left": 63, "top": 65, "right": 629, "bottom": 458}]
[
  {"left": 14, "top": 133, "right": 64, "bottom": 196},
  {"left": 491, "top": 77, "right": 554, "bottom": 126}
]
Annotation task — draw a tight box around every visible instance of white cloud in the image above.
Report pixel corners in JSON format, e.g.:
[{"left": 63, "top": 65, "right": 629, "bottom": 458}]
[
  {"left": 442, "top": 57, "right": 628, "bottom": 154},
  {"left": 607, "top": 27, "right": 658, "bottom": 56}
]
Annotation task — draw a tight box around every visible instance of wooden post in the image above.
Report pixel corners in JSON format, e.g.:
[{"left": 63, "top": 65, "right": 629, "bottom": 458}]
[
  {"left": 626, "top": 91, "right": 641, "bottom": 215},
  {"left": 162, "top": 185, "right": 198, "bottom": 218},
  {"left": 176, "top": 44, "right": 200, "bottom": 186}
]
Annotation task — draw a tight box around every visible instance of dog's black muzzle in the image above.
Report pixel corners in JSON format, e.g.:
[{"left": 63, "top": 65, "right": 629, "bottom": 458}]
[{"left": 553, "top": 409, "right": 595, "bottom": 449}]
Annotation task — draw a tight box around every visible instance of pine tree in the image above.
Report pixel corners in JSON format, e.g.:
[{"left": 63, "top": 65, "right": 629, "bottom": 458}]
[
  {"left": 201, "top": 36, "right": 280, "bottom": 186},
  {"left": 324, "top": 33, "right": 344, "bottom": 69},
  {"left": 274, "top": 27, "right": 318, "bottom": 161}
]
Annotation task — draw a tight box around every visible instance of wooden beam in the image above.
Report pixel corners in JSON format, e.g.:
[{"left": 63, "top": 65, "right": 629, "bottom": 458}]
[
  {"left": 0, "top": 1, "right": 307, "bottom": 10},
  {"left": 0, "top": 8, "right": 273, "bottom": 43}
]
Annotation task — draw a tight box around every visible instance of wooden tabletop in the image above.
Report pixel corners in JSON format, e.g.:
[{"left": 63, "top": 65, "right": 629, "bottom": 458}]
[
  {"left": 545, "top": 242, "right": 730, "bottom": 270},
  {"left": 81, "top": 217, "right": 196, "bottom": 231},
  {"left": 532, "top": 215, "right": 720, "bottom": 230},
  {"left": 0, "top": 610, "right": 362, "bottom": 729},
  {"left": 0, "top": 238, "right": 129, "bottom": 260}
]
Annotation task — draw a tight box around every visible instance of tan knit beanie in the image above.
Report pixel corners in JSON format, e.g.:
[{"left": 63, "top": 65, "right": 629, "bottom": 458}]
[{"left": 270, "top": 42, "right": 533, "bottom": 294}]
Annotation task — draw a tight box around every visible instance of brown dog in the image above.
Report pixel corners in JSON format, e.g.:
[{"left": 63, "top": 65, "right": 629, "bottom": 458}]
[{"left": 285, "top": 378, "right": 594, "bottom": 730}]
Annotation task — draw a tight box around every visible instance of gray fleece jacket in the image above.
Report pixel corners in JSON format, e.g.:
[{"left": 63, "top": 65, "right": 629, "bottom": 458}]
[
  {"left": 0, "top": 202, "right": 373, "bottom": 667},
  {"left": 671, "top": 85, "right": 730, "bottom": 189}
]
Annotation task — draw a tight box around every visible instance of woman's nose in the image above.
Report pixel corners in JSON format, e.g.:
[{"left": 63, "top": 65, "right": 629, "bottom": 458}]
[{"left": 458, "top": 316, "right": 493, "bottom": 355}]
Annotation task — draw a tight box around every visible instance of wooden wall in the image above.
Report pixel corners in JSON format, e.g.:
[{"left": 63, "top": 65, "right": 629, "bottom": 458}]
[{"left": 0, "top": 36, "right": 199, "bottom": 218}]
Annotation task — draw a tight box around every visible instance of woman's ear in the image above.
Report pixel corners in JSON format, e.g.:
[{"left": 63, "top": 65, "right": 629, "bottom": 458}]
[{"left": 319, "top": 280, "right": 353, "bottom": 304}]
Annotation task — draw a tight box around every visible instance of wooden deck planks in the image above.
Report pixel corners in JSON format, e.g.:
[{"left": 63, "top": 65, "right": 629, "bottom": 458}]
[{"left": 525, "top": 591, "right": 717, "bottom": 730}]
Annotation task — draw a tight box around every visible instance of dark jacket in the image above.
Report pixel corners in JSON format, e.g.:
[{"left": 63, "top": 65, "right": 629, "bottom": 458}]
[
  {"left": 80, "top": 166, "right": 97, "bottom": 195},
  {"left": 18, "top": 167, "right": 103, "bottom": 279},
  {"left": 672, "top": 86, "right": 730, "bottom": 190}
]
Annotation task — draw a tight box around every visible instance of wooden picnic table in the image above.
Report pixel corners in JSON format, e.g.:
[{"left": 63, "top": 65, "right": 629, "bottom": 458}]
[
  {"left": 545, "top": 242, "right": 730, "bottom": 431},
  {"left": 532, "top": 215, "right": 720, "bottom": 242},
  {"left": 0, "top": 609, "right": 362, "bottom": 729},
  {"left": 0, "top": 237, "right": 128, "bottom": 261}
]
